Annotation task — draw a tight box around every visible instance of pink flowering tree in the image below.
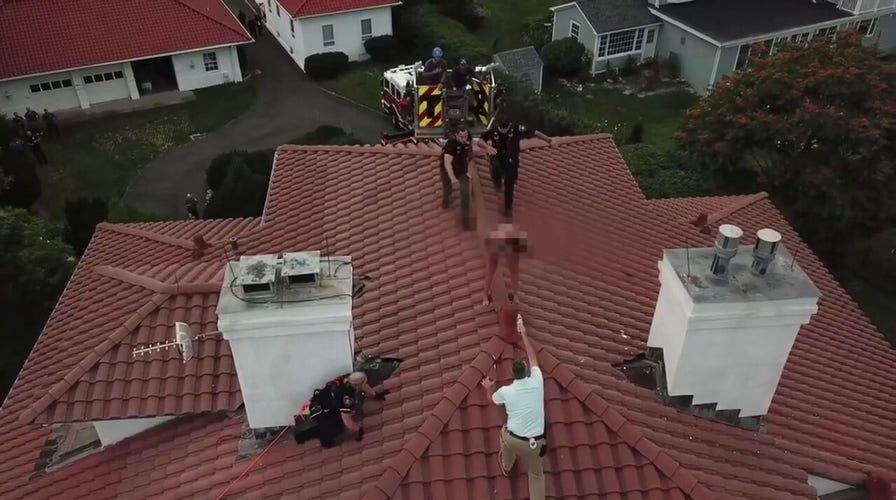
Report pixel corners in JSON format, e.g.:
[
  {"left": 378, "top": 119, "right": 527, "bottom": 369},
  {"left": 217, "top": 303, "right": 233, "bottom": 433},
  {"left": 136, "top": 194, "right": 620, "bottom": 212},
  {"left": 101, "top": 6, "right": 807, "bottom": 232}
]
[{"left": 676, "top": 31, "right": 896, "bottom": 254}]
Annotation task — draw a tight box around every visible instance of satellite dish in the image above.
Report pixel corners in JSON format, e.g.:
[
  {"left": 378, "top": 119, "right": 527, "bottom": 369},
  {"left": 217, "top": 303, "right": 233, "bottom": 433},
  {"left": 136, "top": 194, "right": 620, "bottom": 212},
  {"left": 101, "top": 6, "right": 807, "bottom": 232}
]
[{"left": 174, "top": 322, "right": 195, "bottom": 362}]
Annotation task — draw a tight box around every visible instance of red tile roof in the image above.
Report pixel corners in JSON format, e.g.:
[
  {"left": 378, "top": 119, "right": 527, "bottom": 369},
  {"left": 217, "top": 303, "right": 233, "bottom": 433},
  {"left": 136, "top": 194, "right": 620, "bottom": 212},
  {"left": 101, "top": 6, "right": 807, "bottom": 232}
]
[
  {"left": 1, "top": 136, "right": 895, "bottom": 499},
  {"left": 279, "top": 0, "right": 401, "bottom": 18},
  {"left": 0, "top": 0, "right": 252, "bottom": 81}
]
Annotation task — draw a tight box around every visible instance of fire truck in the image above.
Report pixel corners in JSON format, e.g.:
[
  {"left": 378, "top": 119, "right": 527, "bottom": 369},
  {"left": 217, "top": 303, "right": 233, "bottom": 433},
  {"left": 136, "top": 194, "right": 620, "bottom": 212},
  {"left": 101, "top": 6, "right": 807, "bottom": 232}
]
[{"left": 379, "top": 62, "right": 502, "bottom": 144}]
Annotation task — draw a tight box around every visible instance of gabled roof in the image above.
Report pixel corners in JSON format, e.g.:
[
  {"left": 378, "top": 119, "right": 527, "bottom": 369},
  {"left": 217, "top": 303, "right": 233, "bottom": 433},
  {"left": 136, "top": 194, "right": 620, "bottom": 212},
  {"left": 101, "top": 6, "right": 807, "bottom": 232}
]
[
  {"left": 280, "top": 0, "right": 401, "bottom": 19},
  {"left": 651, "top": 0, "right": 852, "bottom": 44},
  {"left": 1, "top": 136, "right": 895, "bottom": 499},
  {"left": 494, "top": 46, "right": 543, "bottom": 77},
  {"left": 0, "top": 0, "right": 252, "bottom": 81},
  {"left": 557, "top": 0, "right": 660, "bottom": 35}
]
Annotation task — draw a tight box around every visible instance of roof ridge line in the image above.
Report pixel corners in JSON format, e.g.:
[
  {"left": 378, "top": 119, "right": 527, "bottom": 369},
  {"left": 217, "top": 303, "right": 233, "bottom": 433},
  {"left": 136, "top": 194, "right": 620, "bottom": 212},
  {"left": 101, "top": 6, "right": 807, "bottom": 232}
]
[
  {"left": 362, "top": 336, "right": 506, "bottom": 500},
  {"left": 16, "top": 293, "right": 171, "bottom": 426},
  {"left": 538, "top": 348, "right": 717, "bottom": 500},
  {"left": 174, "top": 0, "right": 251, "bottom": 42},
  {"left": 93, "top": 265, "right": 222, "bottom": 294},
  {"left": 97, "top": 222, "right": 195, "bottom": 249},
  {"left": 276, "top": 144, "right": 443, "bottom": 156},
  {"left": 706, "top": 191, "right": 769, "bottom": 225}
]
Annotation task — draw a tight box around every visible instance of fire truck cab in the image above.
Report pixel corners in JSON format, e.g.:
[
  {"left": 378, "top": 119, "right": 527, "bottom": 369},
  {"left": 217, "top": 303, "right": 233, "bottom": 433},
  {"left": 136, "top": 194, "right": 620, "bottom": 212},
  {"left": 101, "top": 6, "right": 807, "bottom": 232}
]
[{"left": 380, "top": 62, "right": 500, "bottom": 141}]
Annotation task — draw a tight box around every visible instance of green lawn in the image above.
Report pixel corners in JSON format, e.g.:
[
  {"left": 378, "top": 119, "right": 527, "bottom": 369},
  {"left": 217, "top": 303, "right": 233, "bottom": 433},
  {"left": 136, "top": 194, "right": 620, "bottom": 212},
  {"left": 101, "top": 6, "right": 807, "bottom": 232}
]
[
  {"left": 476, "top": 0, "right": 558, "bottom": 52},
  {"left": 541, "top": 81, "right": 699, "bottom": 149},
  {"left": 38, "top": 80, "right": 258, "bottom": 218},
  {"left": 318, "top": 61, "right": 390, "bottom": 111}
]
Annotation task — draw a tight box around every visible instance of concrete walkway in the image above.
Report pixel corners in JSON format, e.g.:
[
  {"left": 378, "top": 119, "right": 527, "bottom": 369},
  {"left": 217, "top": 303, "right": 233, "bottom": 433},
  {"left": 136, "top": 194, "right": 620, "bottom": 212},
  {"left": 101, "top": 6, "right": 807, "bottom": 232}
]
[{"left": 123, "top": 6, "right": 389, "bottom": 218}]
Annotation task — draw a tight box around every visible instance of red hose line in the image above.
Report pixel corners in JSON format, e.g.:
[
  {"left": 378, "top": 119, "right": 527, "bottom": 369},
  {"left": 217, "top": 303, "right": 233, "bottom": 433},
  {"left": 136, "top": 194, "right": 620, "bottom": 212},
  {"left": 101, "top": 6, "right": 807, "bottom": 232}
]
[{"left": 214, "top": 424, "right": 292, "bottom": 500}]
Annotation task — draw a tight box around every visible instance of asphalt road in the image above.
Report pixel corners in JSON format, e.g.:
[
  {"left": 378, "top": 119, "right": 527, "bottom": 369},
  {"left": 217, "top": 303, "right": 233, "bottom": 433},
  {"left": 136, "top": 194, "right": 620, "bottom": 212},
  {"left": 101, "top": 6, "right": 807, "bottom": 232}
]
[{"left": 123, "top": 4, "right": 389, "bottom": 218}]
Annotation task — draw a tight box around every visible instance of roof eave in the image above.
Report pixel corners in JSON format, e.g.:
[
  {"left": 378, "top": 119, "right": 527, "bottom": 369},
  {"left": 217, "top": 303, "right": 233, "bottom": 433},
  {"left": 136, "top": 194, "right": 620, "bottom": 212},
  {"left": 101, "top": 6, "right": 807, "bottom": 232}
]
[{"left": 291, "top": 1, "right": 401, "bottom": 19}]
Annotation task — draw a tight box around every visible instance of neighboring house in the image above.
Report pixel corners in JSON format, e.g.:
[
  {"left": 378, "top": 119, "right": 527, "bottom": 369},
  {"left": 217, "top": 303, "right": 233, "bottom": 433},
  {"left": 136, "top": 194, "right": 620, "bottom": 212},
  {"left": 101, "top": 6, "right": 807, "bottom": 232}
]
[
  {"left": 550, "top": 0, "right": 662, "bottom": 73},
  {"left": 493, "top": 46, "right": 544, "bottom": 93},
  {"left": 0, "top": 0, "right": 252, "bottom": 116},
  {"left": 550, "top": 0, "right": 896, "bottom": 92},
  {"left": 264, "top": 0, "right": 401, "bottom": 69},
  {"left": 1, "top": 133, "right": 895, "bottom": 498}
]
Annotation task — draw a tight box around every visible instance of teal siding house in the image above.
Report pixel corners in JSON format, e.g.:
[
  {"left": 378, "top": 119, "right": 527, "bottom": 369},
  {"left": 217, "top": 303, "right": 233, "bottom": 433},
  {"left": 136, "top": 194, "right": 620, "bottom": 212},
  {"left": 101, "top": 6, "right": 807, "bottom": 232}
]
[{"left": 550, "top": 0, "right": 896, "bottom": 93}]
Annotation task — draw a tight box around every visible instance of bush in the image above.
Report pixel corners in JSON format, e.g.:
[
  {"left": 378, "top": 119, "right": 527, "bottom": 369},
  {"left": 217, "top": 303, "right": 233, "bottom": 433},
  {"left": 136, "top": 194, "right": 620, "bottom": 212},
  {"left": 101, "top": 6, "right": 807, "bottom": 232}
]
[
  {"left": 304, "top": 52, "right": 350, "bottom": 79},
  {"left": 204, "top": 157, "right": 270, "bottom": 219},
  {"left": 290, "top": 125, "right": 364, "bottom": 145},
  {"left": 0, "top": 148, "right": 41, "bottom": 209},
  {"left": 107, "top": 199, "right": 164, "bottom": 223},
  {"left": 206, "top": 150, "right": 274, "bottom": 191},
  {"left": 663, "top": 54, "right": 681, "bottom": 80},
  {"left": 521, "top": 15, "right": 553, "bottom": 52},
  {"left": 433, "top": 0, "right": 483, "bottom": 31},
  {"left": 619, "top": 144, "right": 711, "bottom": 198},
  {"left": 621, "top": 56, "right": 638, "bottom": 77},
  {"left": 848, "top": 228, "right": 896, "bottom": 294},
  {"left": 629, "top": 121, "right": 644, "bottom": 144},
  {"left": 364, "top": 35, "right": 400, "bottom": 62},
  {"left": 413, "top": 4, "right": 490, "bottom": 66},
  {"left": 540, "top": 38, "right": 587, "bottom": 78},
  {"left": 63, "top": 197, "right": 108, "bottom": 257}
]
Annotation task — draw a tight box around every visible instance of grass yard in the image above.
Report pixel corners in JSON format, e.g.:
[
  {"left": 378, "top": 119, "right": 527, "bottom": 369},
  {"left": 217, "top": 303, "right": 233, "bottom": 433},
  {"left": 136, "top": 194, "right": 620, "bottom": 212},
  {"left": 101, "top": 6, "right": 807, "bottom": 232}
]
[
  {"left": 476, "top": 0, "right": 557, "bottom": 53},
  {"left": 541, "top": 81, "right": 699, "bottom": 149},
  {"left": 38, "top": 80, "right": 258, "bottom": 218},
  {"left": 318, "top": 61, "right": 390, "bottom": 111}
]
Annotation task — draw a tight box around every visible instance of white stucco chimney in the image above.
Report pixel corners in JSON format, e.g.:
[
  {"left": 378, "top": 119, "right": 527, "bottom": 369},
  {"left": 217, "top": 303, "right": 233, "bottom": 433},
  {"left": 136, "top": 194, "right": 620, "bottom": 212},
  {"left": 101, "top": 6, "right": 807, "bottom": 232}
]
[
  {"left": 216, "top": 251, "right": 355, "bottom": 429},
  {"left": 646, "top": 227, "right": 821, "bottom": 418}
]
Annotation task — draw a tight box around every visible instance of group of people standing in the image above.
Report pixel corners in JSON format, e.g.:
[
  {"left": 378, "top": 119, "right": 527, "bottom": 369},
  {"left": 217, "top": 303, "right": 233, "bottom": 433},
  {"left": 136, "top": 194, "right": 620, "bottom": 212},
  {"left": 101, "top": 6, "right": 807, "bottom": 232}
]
[{"left": 7, "top": 107, "right": 59, "bottom": 165}]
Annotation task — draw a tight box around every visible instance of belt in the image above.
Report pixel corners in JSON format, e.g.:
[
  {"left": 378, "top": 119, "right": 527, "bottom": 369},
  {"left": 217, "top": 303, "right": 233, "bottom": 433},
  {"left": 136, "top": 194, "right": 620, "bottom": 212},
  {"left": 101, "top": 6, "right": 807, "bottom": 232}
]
[{"left": 507, "top": 429, "right": 545, "bottom": 441}]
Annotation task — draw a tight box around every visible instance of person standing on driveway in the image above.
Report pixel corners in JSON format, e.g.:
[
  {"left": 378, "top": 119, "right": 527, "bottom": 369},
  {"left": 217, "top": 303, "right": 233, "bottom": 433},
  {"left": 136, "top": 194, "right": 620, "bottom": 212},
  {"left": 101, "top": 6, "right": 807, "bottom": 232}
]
[
  {"left": 185, "top": 194, "right": 200, "bottom": 219},
  {"left": 482, "top": 321, "right": 546, "bottom": 500},
  {"left": 481, "top": 116, "right": 533, "bottom": 218},
  {"left": 42, "top": 109, "right": 60, "bottom": 139}
]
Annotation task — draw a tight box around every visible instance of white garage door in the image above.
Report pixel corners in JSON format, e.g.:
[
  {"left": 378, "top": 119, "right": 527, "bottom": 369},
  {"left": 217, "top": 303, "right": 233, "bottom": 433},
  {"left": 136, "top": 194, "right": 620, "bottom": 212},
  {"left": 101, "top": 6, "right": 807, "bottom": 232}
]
[
  {"left": 82, "top": 69, "right": 131, "bottom": 105},
  {"left": 25, "top": 77, "right": 80, "bottom": 112}
]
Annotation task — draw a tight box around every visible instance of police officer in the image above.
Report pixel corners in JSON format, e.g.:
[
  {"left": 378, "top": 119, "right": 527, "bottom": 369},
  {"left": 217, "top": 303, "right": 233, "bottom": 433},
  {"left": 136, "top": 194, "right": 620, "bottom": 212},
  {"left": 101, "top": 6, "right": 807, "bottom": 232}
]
[
  {"left": 184, "top": 194, "right": 200, "bottom": 219},
  {"left": 441, "top": 125, "right": 474, "bottom": 229},
  {"left": 481, "top": 116, "right": 533, "bottom": 217},
  {"left": 26, "top": 130, "right": 48, "bottom": 165}
]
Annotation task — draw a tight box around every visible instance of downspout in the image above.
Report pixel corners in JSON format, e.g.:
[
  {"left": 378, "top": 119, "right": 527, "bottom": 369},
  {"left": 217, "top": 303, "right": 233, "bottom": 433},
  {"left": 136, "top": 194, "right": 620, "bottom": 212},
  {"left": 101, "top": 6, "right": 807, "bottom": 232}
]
[{"left": 707, "top": 45, "right": 722, "bottom": 91}]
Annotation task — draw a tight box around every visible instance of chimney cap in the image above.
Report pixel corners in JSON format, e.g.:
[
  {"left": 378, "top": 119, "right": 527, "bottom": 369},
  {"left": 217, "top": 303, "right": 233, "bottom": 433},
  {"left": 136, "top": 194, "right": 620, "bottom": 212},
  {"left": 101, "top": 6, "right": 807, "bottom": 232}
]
[
  {"left": 756, "top": 228, "right": 782, "bottom": 244},
  {"left": 718, "top": 224, "right": 743, "bottom": 239}
]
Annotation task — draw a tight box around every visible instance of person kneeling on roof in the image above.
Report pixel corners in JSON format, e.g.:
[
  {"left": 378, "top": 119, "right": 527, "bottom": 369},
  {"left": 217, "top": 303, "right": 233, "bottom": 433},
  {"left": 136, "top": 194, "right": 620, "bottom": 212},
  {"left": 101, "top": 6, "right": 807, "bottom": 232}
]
[
  {"left": 335, "top": 372, "right": 385, "bottom": 442},
  {"left": 295, "top": 371, "right": 387, "bottom": 448}
]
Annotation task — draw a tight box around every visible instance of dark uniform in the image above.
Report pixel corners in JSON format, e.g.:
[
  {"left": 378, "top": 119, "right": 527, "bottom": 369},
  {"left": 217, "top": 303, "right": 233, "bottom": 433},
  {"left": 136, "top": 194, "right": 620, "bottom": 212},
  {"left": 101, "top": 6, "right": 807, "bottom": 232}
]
[
  {"left": 421, "top": 57, "right": 447, "bottom": 85},
  {"left": 185, "top": 195, "right": 200, "bottom": 219},
  {"left": 26, "top": 131, "right": 48, "bottom": 165},
  {"left": 447, "top": 60, "right": 474, "bottom": 90},
  {"left": 441, "top": 131, "right": 474, "bottom": 229},
  {"left": 481, "top": 119, "right": 532, "bottom": 216},
  {"left": 42, "top": 109, "right": 60, "bottom": 139}
]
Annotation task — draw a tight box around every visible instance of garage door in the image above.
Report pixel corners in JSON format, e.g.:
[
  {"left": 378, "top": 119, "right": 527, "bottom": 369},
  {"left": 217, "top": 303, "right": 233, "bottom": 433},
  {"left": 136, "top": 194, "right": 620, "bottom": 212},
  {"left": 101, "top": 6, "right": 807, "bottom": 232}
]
[
  {"left": 82, "top": 69, "right": 131, "bottom": 105},
  {"left": 25, "top": 77, "right": 80, "bottom": 112}
]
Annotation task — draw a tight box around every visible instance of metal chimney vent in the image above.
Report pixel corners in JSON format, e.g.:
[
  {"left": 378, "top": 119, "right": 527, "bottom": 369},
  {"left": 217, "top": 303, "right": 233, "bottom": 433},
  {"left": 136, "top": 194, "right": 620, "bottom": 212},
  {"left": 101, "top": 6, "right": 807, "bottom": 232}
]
[
  {"left": 709, "top": 224, "right": 743, "bottom": 276},
  {"left": 751, "top": 228, "right": 782, "bottom": 275}
]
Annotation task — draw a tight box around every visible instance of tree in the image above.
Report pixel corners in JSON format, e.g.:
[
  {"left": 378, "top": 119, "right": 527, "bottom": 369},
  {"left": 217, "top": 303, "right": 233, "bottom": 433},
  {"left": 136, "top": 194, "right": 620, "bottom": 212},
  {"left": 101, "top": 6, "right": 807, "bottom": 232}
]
[
  {"left": 521, "top": 15, "right": 553, "bottom": 52},
  {"left": 677, "top": 31, "right": 896, "bottom": 257},
  {"left": 64, "top": 197, "right": 109, "bottom": 257},
  {"left": 0, "top": 209, "right": 76, "bottom": 398},
  {"left": 540, "top": 38, "right": 587, "bottom": 78},
  {"left": 204, "top": 157, "right": 269, "bottom": 219},
  {"left": 0, "top": 148, "right": 41, "bottom": 209}
]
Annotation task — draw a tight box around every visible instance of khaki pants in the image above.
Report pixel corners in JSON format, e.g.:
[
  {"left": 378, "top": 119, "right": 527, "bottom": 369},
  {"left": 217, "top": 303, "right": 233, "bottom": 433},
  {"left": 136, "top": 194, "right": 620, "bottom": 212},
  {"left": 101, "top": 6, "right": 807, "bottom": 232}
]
[{"left": 500, "top": 427, "right": 545, "bottom": 500}]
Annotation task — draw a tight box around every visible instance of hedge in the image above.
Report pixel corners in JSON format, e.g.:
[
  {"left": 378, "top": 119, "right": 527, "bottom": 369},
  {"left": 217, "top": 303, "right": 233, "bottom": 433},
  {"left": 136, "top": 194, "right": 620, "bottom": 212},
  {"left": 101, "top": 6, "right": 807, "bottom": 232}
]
[
  {"left": 618, "top": 144, "right": 711, "bottom": 199},
  {"left": 540, "top": 38, "right": 587, "bottom": 78},
  {"left": 412, "top": 4, "right": 490, "bottom": 66},
  {"left": 304, "top": 52, "right": 350, "bottom": 79},
  {"left": 364, "top": 35, "right": 400, "bottom": 62}
]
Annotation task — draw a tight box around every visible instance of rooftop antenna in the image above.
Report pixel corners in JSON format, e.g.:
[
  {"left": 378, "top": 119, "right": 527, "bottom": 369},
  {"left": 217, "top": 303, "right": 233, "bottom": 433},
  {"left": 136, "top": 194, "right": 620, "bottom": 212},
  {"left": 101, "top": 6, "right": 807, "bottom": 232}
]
[{"left": 132, "top": 322, "right": 221, "bottom": 362}]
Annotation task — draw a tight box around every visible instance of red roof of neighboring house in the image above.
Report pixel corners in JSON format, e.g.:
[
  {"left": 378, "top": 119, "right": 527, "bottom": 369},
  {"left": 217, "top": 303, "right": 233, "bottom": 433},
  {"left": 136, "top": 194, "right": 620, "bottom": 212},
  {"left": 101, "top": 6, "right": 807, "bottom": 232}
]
[
  {"left": 1, "top": 136, "right": 895, "bottom": 499},
  {"left": 280, "top": 0, "right": 400, "bottom": 18},
  {"left": 0, "top": 0, "right": 252, "bottom": 81}
]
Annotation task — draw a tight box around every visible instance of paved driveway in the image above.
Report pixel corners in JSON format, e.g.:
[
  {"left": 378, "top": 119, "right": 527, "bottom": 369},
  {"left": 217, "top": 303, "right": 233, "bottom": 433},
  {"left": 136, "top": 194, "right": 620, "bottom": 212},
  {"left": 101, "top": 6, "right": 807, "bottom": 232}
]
[{"left": 124, "top": 4, "right": 389, "bottom": 218}]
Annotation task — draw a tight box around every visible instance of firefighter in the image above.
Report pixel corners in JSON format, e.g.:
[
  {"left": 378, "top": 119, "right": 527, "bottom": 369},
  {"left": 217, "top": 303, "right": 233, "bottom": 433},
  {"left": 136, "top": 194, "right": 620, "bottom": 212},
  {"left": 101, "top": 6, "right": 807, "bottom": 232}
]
[
  {"left": 445, "top": 58, "right": 474, "bottom": 90},
  {"left": 421, "top": 47, "right": 447, "bottom": 86},
  {"left": 481, "top": 116, "right": 533, "bottom": 217}
]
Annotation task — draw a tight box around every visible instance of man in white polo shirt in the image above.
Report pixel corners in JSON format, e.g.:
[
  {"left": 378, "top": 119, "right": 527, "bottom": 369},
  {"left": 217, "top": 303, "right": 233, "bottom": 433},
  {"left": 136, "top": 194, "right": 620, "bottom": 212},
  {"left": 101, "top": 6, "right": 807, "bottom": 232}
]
[{"left": 482, "top": 322, "right": 546, "bottom": 500}]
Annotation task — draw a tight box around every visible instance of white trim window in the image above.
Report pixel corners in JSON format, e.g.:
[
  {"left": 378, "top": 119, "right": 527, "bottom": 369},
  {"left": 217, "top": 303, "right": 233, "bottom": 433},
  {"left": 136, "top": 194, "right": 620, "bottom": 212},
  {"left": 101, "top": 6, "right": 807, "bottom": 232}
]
[
  {"left": 322, "top": 24, "right": 335, "bottom": 47},
  {"left": 203, "top": 52, "right": 219, "bottom": 71},
  {"left": 857, "top": 18, "right": 878, "bottom": 36},
  {"left": 645, "top": 28, "right": 655, "bottom": 44},
  {"left": 815, "top": 26, "right": 838, "bottom": 42},
  {"left": 361, "top": 18, "right": 372, "bottom": 41},
  {"left": 83, "top": 71, "right": 124, "bottom": 84},
  {"left": 570, "top": 20, "right": 580, "bottom": 40},
  {"left": 29, "top": 78, "right": 74, "bottom": 93},
  {"left": 290, "top": 19, "right": 295, "bottom": 37},
  {"left": 789, "top": 32, "right": 810, "bottom": 43},
  {"left": 734, "top": 44, "right": 751, "bottom": 70},
  {"left": 597, "top": 27, "right": 647, "bottom": 59}
]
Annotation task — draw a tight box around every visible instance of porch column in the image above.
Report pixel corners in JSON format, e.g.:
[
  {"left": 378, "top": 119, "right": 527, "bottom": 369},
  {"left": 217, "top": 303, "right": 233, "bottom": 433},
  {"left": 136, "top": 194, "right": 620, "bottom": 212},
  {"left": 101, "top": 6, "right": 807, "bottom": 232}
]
[
  {"left": 122, "top": 62, "right": 140, "bottom": 100},
  {"left": 70, "top": 70, "right": 90, "bottom": 109},
  {"left": 230, "top": 45, "right": 245, "bottom": 83}
]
